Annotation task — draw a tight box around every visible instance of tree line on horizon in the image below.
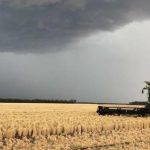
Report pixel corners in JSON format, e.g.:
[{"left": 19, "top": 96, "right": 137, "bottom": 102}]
[{"left": 0, "top": 98, "right": 77, "bottom": 103}]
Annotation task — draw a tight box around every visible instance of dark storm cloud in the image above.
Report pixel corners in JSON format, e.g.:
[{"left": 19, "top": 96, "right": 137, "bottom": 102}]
[{"left": 0, "top": 0, "right": 150, "bottom": 53}]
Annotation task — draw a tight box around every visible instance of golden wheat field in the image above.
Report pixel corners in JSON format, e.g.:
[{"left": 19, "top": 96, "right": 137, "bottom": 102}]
[{"left": 0, "top": 103, "right": 150, "bottom": 150}]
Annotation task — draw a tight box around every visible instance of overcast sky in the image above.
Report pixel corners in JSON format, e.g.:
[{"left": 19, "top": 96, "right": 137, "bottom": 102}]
[{"left": 0, "top": 0, "right": 150, "bottom": 102}]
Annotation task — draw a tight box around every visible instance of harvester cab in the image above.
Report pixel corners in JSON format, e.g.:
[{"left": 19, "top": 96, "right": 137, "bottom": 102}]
[{"left": 142, "top": 81, "right": 150, "bottom": 109}]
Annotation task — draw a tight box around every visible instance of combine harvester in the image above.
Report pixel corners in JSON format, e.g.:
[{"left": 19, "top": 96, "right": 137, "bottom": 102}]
[{"left": 96, "top": 81, "right": 150, "bottom": 116}]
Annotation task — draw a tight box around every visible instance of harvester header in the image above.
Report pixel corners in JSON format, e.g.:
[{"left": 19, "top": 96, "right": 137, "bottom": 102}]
[{"left": 96, "top": 81, "right": 150, "bottom": 116}]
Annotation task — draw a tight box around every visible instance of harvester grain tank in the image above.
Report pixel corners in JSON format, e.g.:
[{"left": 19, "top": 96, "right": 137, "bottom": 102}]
[{"left": 96, "top": 81, "right": 150, "bottom": 116}]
